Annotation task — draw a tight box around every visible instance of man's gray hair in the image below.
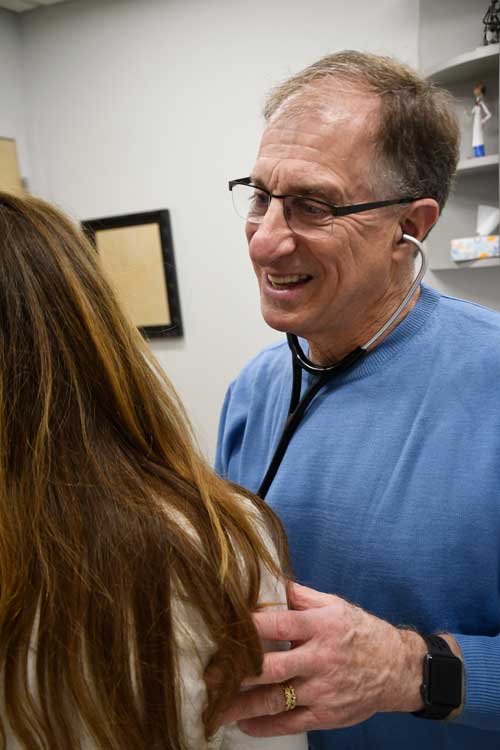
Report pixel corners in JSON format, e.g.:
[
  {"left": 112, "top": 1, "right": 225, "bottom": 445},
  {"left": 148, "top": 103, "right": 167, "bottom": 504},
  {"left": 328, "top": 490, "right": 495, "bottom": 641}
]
[{"left": 264, "top": 50, "right": 460, "bottom": 211}]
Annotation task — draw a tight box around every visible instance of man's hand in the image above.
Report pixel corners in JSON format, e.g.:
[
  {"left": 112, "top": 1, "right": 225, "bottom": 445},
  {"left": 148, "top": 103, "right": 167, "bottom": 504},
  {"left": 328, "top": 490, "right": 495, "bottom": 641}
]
[{"left": 219, "top": 582, "right": 427, "bottom": 737}]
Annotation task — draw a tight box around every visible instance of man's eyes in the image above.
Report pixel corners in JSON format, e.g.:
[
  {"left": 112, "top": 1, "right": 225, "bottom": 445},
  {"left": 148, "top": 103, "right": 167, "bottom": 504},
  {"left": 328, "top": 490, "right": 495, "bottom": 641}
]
[
  {"left": 294, "top": 198, "right": 331, "bottom": 216},
  {"left": 248, "top": 188, "right": 333, "bottom": 218},
  {"left": 250, "top": 191, "right": 269, "bottom": 206}
]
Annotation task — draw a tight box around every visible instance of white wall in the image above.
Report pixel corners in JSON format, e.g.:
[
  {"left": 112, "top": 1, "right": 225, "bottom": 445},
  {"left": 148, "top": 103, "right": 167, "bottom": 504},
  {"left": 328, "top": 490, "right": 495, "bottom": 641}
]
[
  {"left": 18, "top": 0, "right": 419, "bottom": 458},
  {"left": 419, "top": 0, "right": 482, "bottom": 71},
  {"left": 0, "top": 8, "right": 30, "bottom": 179}
]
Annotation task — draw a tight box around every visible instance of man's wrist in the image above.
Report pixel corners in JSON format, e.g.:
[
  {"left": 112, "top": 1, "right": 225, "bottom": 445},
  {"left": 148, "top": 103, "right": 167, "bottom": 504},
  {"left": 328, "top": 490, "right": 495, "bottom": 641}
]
[
  {"left": 393, "top": 628, "right": 427, "bottom": 712},
  {"left": 377, "top": 626, "right": 426, "bottom": 713},
  {"left": 386, "top": 628, "right": 465, "bottom": 717}
]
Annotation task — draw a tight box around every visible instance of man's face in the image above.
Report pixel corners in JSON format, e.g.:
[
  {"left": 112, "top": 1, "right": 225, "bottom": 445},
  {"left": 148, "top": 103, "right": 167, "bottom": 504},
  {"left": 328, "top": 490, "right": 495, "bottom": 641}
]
[{"left": 246, "top": 85, "right": 405, "bottom": 358}]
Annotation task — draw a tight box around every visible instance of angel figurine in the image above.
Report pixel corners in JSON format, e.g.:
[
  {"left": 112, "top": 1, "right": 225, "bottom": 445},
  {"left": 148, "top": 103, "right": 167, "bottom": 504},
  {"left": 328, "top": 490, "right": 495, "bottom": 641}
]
[{"left": 472, "top": 83, "right": 492, "bottom": 158}]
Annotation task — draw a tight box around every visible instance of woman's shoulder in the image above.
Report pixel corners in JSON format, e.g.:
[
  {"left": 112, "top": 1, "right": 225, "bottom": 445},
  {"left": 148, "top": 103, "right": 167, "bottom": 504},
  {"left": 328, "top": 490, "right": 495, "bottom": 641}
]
[{"left": 235, "top": 493, "right": 288, "bottom": 608}]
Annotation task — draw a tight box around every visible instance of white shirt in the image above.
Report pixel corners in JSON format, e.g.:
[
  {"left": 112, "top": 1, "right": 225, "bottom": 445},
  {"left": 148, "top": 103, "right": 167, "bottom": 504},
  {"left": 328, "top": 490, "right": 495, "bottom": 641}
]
[{"left": 173, "top": 498, "right": 308, "bottom": 749}]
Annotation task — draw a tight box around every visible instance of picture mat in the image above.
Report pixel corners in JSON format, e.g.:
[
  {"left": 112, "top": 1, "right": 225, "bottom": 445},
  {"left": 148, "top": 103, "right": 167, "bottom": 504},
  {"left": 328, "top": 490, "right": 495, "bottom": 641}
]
[
  {"left": 96, "top": 223, "right": 172, "bottom": 327},
  {"left": 0, "top": 138, "right": 23, "bottom": 195}
]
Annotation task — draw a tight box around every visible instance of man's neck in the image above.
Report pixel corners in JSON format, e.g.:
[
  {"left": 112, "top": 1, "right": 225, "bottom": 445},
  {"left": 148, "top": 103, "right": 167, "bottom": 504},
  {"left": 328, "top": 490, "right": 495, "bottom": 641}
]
[{"left": 307, "top": 286, "right": 421, "bottom": 366}]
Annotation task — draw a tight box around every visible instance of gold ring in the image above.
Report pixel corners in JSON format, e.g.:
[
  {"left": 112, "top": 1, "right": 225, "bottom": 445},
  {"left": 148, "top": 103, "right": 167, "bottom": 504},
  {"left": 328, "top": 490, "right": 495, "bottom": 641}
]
[{"left": 281, "top": 682, "right": 297, "bottom": 711}]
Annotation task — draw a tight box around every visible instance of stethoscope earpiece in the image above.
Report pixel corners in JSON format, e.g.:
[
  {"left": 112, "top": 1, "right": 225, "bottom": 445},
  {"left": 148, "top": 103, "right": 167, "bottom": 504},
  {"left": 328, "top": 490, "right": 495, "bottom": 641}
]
[
  {"left": 363, "top": 234, "right": 427, "bottom": 349},
  {"left": 398, "top": 231, "right": 419, "bottom": 246}
]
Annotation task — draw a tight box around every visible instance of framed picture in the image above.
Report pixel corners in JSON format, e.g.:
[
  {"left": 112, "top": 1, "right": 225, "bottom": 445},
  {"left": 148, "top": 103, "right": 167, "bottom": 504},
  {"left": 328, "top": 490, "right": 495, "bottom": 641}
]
[
  {"left": 0, "top": 137, "right": 24, "bottom": 196},
  {"left": 82, "top": 209, "right": 183, "bottom": 338}
]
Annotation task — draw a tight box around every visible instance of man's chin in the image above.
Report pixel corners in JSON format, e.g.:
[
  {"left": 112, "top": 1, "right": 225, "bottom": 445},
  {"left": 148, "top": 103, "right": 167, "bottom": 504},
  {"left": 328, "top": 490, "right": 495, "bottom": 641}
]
[
  {"left": 260, "top": 309, "right": 307, "bottom": 337},
  {"left": 260, "top": 308, "right": 287, "bottom": 331}
]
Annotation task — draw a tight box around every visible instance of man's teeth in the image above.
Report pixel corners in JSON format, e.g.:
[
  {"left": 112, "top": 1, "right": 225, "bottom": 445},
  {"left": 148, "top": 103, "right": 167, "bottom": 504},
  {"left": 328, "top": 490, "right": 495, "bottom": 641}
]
[{"left": 268, "top": 274, "right": 309, "bottom": 288}]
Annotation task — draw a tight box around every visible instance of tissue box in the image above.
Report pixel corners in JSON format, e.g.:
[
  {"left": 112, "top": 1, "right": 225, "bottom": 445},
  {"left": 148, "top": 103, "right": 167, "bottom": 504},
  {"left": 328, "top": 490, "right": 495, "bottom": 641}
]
[{"left": 450, "top": 235, "right": 500, "bottom": 262}]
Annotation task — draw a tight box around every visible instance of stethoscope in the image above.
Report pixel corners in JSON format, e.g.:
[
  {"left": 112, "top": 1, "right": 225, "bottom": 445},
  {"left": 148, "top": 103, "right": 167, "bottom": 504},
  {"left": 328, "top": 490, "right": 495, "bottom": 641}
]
[{"left": 257, "top": 233, "right": 427, "bottom": 499}]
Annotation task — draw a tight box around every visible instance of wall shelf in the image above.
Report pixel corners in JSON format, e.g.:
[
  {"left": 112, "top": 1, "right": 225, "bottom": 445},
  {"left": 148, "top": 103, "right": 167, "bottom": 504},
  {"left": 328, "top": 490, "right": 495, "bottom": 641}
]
[
  {"left": 457, "top": 154, "right": 499, "bottom": 174},
  {"left": 426, "top": 44, "right": 499, "bottom": 85},
  {"left": 424, "top": 39, "right": 499, "bottom": 275},
  {"left": 432, "top": 257, "right": 500, "bottom": 271}
]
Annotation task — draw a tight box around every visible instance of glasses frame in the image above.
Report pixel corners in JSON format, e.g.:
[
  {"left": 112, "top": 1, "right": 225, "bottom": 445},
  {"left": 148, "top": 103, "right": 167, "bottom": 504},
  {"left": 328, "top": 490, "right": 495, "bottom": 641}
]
[{"left": 228, "top": 177, "right": 420, "bottom": 226}]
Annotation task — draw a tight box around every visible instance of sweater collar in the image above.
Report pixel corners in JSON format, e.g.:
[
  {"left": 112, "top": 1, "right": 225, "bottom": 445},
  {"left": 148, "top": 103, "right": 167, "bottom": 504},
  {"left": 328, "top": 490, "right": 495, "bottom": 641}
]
[{"left": 303, "top": 284, "right": 440, "bottom": 384}]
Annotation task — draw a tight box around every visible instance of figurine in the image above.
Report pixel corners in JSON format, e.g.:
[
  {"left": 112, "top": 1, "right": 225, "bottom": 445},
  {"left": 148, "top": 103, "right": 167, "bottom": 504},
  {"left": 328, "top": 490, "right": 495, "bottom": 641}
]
[
  {"left": 483, "top": 0, "right": 500, "bottom": 45},
  {"left": 472, "top": 83, "right": 492, "bottom": 158}
]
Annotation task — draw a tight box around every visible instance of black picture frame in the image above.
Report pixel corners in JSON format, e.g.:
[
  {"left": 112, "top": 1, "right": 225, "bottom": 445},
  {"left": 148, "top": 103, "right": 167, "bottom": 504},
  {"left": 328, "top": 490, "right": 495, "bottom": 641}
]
[{"left": 82, "top": 209, "right": 183, "bottom": 338}]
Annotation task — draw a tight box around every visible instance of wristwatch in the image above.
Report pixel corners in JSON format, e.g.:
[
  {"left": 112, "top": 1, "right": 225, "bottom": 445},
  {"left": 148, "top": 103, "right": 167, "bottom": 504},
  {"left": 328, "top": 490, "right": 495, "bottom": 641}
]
[{"left": 412, "top": 634, "right": 463, "bottom": 720}]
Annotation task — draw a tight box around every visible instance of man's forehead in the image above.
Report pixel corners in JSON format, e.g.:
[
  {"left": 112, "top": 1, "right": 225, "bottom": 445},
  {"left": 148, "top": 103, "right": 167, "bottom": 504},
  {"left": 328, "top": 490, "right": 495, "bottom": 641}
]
[
  {"left": 257, "top": 126, "right": 331, "bottom": 162},
  {"left": 258, "top": 87, "right": 379, "bottom": 155},
  {"left": 266, "top": 80, "right": 380, "bottom": 128},
  {"left": 251, "top": 88, "right": 381, "bottom": 201}
]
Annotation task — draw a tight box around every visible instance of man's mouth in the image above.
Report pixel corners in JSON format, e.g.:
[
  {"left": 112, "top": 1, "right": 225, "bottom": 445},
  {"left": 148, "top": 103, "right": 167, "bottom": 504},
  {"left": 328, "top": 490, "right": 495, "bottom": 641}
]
[{"left": 267, "top": 273, "right": 312, "bottom": 289}]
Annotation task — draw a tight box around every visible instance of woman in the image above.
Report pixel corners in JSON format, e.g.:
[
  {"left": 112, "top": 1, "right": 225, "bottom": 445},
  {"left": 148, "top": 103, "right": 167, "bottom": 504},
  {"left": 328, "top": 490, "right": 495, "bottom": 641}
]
[{"left": 0, "top": 191, "right": 307, "bottom": 750}]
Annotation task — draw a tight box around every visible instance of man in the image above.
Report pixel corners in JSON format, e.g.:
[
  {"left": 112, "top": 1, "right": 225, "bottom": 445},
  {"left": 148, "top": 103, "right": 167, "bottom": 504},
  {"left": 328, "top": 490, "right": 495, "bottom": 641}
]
[{"left": 216, "top": 51, "right": 500, "bottom": 749}]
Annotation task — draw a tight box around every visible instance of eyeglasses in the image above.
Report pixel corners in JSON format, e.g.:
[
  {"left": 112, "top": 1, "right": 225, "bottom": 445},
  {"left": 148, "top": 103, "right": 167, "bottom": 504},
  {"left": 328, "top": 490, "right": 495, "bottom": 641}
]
[{"left": 228, "top": 177, "right": 419, "bottom": 239}]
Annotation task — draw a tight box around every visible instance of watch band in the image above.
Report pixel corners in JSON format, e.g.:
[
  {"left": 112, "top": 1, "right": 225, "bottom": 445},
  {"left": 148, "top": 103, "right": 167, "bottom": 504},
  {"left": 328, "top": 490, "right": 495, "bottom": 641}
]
[{"left": 412, "top": 634, "right": 463, "bottom": 720}]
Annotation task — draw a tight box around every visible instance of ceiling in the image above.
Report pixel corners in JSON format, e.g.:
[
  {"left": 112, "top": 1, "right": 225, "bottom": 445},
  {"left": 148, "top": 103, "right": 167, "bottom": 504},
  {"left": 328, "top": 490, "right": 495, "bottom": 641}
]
[{"left": 0, "top": 0, "right": 71, "bottom": 12}]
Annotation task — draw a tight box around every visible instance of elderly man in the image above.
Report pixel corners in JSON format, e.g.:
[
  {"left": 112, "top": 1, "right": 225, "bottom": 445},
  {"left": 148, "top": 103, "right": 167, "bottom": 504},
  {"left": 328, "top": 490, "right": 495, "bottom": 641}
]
[{"left": 216, "top": 51, "right": 500, "bottom": 749}]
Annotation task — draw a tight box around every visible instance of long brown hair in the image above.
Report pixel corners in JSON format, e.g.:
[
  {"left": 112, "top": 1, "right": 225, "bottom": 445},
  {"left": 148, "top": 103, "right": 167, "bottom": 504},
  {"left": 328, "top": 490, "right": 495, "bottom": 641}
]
[{"left": 0, "top": 191, "right": 288, "bottom": 749}]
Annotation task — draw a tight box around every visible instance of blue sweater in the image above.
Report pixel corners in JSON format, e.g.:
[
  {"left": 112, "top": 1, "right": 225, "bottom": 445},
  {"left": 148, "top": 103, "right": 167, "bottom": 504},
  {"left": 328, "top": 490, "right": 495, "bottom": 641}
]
[{"left": 216, "top": 285, "right": 500, "bottom": 749}]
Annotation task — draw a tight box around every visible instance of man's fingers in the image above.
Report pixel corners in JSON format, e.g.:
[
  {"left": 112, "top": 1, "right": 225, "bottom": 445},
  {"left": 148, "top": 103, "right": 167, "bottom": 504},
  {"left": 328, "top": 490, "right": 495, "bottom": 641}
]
[
  {"left": 238, "top": 707, "right": 319, "bottom": 737},
  {"left": 252, "top": 608, "right": 314, "bottom": 642},
  {"left": 241, "top": 647, "right": 306, "bottom": 687},
  {"left": 288, "top": 581, "right": 336, "bottom": 610},
  {"left": 220, "top": 682, "right": 303, "bottom": 725}
]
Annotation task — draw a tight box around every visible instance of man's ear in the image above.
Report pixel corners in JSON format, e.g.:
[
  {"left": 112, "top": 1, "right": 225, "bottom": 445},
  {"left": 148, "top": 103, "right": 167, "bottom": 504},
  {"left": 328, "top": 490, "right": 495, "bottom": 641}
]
[{"left": 398, "top": 198, "right": 440, "bottom": 243}]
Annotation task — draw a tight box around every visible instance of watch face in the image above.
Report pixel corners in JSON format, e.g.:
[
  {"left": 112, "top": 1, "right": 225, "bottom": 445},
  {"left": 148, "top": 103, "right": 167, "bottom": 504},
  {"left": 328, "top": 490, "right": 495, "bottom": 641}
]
[{"left": 428, "top": 654, "right": 462, "bottom": 707}]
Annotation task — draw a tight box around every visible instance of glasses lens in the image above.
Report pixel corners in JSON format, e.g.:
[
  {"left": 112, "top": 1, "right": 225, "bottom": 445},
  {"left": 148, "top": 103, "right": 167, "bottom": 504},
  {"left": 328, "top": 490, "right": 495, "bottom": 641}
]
[
  {"left": 232, "top": 184, "right": 269, "bottom": 223},
  {"left": 285, "top": 196, "right": 334, "bottom": 235}
]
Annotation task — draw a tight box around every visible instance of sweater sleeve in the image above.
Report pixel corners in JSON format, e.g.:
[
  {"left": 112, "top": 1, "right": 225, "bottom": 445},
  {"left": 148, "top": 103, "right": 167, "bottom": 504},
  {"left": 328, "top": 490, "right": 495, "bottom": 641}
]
[
  {"left": 215, "top": 382, "right": 234, "bottom": 479},
  {"left": 452, "top": 632, "right": 500, "bottom": 732}
]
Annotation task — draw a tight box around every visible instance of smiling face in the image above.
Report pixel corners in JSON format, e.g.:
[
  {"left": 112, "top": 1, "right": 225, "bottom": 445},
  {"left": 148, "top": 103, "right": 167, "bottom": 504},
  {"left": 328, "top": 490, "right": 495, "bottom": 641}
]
[{"left": 247, "top": 83, "right": 412, "bottom": 362}]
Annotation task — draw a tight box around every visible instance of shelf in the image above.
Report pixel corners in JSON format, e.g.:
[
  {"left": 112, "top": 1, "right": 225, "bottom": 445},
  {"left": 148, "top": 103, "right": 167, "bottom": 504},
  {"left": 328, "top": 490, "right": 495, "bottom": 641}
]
[
  {"left": 425, "top": 44, "right": 499, "bottom": 85},
  {"left": 457, "top": 154, "right": 499, "bottom": 174},
  {"left": 431, "top": 257, "right": 500, "bottom": 271}
]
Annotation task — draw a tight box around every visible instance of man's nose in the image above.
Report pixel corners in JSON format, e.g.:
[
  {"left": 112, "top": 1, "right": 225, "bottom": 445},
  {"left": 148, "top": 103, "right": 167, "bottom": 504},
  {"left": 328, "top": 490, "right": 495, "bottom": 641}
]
[{"left": 247, "top": 199, "right": 297, "bottom": 264}]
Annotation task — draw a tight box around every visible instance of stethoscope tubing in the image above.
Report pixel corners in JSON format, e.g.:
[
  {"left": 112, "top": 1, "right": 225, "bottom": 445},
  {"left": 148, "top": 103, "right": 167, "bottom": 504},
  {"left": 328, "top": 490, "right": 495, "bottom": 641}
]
[{"left": 257, "top": 234, "right": 426, "bottom": 498}]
